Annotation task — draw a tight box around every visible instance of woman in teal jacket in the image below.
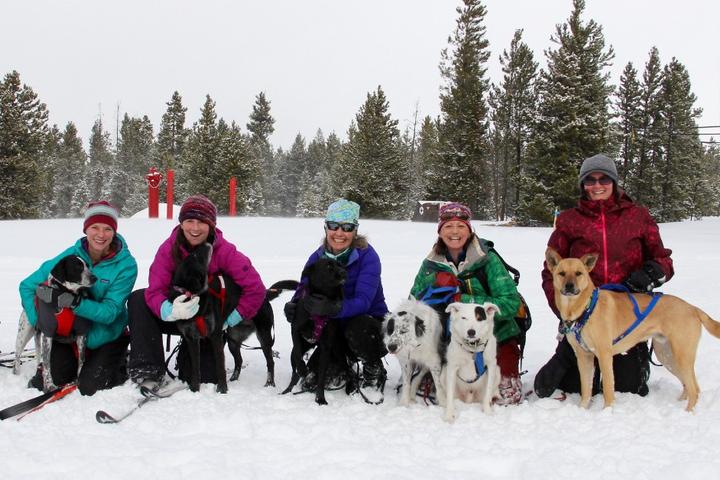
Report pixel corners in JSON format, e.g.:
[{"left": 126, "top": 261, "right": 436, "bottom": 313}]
[{"left": 18, "top": 201, "right": 138, "bottom": 395}]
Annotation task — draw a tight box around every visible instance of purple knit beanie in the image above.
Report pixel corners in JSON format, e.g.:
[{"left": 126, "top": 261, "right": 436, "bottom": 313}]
[{"left": 179, "top": 195, "right": 217, "bottom": 229}]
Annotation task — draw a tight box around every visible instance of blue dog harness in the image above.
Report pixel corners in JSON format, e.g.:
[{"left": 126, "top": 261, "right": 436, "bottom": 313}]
[{"left": 560, "top": 284, "right": 663, "bottom": 351}]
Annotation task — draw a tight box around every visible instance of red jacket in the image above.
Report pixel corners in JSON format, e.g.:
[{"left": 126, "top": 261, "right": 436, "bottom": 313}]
[{"left": 541, "top": 192, "right": 674, "bottom": 317}]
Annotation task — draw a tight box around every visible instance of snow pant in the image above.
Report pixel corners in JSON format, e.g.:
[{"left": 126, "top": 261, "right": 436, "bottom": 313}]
[
  {"left": 39, "top": 332, "right": 129, "bottom": 396},
  {"left": 534, "top": 336, "right": 650, "bottom": 398},
  {"left": 127, "top": 288, "right": 226, "bottom": 384}
]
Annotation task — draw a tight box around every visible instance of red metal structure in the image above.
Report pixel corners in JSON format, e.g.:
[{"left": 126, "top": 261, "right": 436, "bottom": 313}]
[
  {"left": 229, "top": 176, "right": 237, "bottom": 216},
  {"left": 166, "top": 169, "right": 175, "bottom": 219},
  {"left": 145, "top": 167, "right": 163, "bottom": 218}
]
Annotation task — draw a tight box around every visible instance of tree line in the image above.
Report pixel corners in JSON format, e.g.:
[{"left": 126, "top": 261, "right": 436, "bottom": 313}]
[{"left": 1, "top": 0, "right": 718, "bottom": 224}]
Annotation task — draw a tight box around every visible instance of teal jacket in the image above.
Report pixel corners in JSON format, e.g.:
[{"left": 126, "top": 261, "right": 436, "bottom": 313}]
[{"left": 19, "top": 234, "right": 138, "bottom": 350}]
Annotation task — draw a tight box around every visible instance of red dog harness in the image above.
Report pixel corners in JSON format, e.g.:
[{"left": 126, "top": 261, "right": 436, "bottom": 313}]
[{"left": 191, "top": 275, "right": 227, "bottom": 338}]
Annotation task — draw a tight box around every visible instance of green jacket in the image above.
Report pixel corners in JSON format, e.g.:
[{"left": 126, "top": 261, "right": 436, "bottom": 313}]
[
  {"left": 410, "top": 235, "right": 521, "bottom": 343},
  {"left": 19, "top": 234, "right": 138, "bottom": 350}
]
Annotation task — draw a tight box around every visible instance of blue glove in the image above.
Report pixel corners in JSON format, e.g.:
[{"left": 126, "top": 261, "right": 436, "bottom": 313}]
[
  {"left": 160, "top": 296, "right": 200, "bottom": 322},
  {"left": 224, "top": 309, "right": 243, "bottom": 329}
]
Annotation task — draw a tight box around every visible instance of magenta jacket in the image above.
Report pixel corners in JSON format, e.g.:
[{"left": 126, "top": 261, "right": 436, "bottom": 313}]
[{"left": 144, "top": 226, "right": 266, "bottom": 321}]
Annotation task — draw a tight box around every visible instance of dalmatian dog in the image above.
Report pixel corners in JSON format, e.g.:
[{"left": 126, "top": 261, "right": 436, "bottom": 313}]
[
  {"left": 383, "top": 298, "right": 446, "bottom": 407},
  {"left": 443, "top": 302, "right": 500, "bottom": 423}
]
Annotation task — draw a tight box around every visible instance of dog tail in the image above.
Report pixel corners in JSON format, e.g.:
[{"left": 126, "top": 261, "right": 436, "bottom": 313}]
[
  {"left": 265, "top": 280, "right": 300, "bottom": 302},
  {"left": 697, "top": 308, "right": 720, "bottom": 339}
]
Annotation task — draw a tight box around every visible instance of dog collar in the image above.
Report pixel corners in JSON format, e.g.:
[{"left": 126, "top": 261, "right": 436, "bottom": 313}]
[{"left": 559, "top": 288, "right": 599, "bottom": 352}]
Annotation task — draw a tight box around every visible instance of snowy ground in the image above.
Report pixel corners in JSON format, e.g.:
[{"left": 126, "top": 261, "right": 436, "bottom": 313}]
[{"left": 1, "top": 215, "right": 720, "bottom": 479}]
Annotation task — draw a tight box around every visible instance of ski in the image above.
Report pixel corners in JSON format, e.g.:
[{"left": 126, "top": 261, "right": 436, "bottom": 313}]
[
  {"left": 0, "top": 349, "right": 35, "bottom": 369},
  {"left": 95, "top": 383, "right": 187, "bottom": 424},
  {"left": 0, "top": 384, "right": 77, "bottom": 421}
]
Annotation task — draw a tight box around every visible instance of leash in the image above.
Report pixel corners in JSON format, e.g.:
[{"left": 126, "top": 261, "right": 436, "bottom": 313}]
[{"left": 560, "top": 284, "right": 663, "bottom": 351}]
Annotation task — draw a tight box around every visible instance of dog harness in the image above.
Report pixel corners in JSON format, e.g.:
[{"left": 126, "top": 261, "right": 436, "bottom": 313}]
[{"left": 560, "top": 284, "right": 663, "bottom": 351}]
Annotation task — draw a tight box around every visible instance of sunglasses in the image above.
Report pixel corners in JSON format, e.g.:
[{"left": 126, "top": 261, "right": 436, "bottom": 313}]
[
  {"left": 582, "top": 175, "right": 614, "bottom": 187},
  {"left": 439, "top": 210, "right": 471, "bottom": 222},
  {"left": 325, "top": 221, "right": 357, "bottom": 232}
]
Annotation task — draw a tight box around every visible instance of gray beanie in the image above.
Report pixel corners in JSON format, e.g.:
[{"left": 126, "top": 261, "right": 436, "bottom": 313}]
[{"left": 578, "top": 154, "right": 618, "bottom": 187}]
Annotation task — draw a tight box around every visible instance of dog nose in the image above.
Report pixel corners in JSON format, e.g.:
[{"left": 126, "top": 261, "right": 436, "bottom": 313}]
[
  {"left": 563, "top": 283, "right": 575, "bottom": 294},
  {"left": 388, "top": 344, "right": 397, "bottom": 353},
  {"left": 467, "top": 329, "right": 475, "bottom": 338}
]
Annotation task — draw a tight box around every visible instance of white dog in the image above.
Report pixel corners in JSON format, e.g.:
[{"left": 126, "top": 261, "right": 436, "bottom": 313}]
[
  {"left": 383, "top": 298, "right": 446, "bottom": 407},
  {"left": 443, "top": 302, "right": 500, "bottom": 422}
]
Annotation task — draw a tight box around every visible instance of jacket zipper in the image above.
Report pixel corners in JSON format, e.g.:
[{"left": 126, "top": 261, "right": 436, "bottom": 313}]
[{"left": 601, "top": 207, "right": 609, "bottom": 283}]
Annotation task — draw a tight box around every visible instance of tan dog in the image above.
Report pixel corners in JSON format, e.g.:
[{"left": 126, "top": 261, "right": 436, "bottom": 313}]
[{"left": 545, "top": 248, "right": 720, "bottom": 411}]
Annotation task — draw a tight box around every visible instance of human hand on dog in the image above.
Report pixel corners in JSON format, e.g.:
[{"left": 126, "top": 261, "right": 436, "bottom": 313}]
[
  {"left": 35, "top": 285, "right": 80, "bottom": 309},
  {"left": 161, "top": 295, "right": 200, "bottom": 321},
  {"left": 283, "top": 302, "right": 297, "bottom": 323},
  {"left": 303, "top": 294, "right": 342, "bottom": 317},
  {"left": 624, "top": 261, "right": 665, "bottom": 293},
  {"left": 224, "top": 309, "right": 243, "bottom": 329}
]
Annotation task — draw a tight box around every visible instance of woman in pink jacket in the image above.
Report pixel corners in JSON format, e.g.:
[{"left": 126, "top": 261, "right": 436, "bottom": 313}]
[{"left": 127, "top": 195, "right": 265, "bottom": 390}]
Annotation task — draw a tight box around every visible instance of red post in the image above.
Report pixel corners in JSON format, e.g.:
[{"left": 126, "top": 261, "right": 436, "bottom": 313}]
[
  {"left": 166, "top": 169, "right": 174, "bottom": 219},
  {"left": 229, "top": 176, "right": 237, "bottom": 216},
  {"left": 145, "top": 167, "right": 163, "bottom": 218}
]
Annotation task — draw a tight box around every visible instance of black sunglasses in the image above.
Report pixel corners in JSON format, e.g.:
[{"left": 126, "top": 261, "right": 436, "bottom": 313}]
[
  {"left": 325, "top": 221, "right": 357, "bottom": 232},
  {"left": 582, "top": 175, "right": 614, "bottom": 187}
]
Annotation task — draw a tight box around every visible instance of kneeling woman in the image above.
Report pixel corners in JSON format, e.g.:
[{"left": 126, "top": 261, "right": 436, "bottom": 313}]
[
  {"left": 19, "top": 201, "right": 137, "bottom": 395},
  {"left": 284, "top": 199, "right": 389, "bottom": 404},
  {"left": 410, "top": 202, "right": 524, "bottom": 405},
  {"left": 127, "top": 195, "right": 266, "bottom": 389}
]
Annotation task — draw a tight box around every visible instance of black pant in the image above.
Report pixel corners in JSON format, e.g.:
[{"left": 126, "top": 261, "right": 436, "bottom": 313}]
[
  {"left": 534, "top": 336, "right": 650, "bottom": 397},
  {"left": 127, "top": 289, "right": 182, "bottom": 382},
  {"left": 48, "top": 333, "right": 129, "bottom": 396},
  {"left": 307, "top": 314, "right": 387, "bottom": 372}
]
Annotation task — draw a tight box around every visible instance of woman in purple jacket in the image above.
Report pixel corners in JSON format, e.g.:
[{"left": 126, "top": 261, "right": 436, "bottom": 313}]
[
  {"left": 127, "top": 195, "right": 265, "bottom": 390},
  {"left": 284, "top": 199, "right": 389, "bottom": 404}
]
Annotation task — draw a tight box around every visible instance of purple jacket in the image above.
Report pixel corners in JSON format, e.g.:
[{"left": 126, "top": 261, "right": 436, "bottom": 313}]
[
  {"left": 145, "top": 226, "right": 266, "bottom": 321},
  {"left": 298, "top": 239, "right": 388, "bottom": 320}
]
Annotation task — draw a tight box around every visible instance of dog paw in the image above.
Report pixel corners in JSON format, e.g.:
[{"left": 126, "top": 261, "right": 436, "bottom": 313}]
[
  {"left": 216, "top": 384, "right": 228, "bottom": 394},
  {"left": 315, "top": 395, "right": 328, "bottom": 406},
  {"left": 443, "top": 411, "right": 456, "bottom": 423}
]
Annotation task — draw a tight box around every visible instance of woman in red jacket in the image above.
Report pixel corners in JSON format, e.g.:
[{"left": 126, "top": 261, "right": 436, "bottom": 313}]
[{"left": 534, "top": 154, "right": 674, "bottom": 398}]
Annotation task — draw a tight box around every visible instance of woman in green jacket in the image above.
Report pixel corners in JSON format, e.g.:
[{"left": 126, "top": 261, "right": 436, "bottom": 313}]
[
  {"left": 19, "top": 201, "right": 138, "bottom": 395},
  {"left": 410, "top": 202, "right": 523, "bottom": 405}
]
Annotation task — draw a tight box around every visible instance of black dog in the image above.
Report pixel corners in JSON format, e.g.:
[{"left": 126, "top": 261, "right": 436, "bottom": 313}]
[
  {"left": 171, "top": 242, "right": 297, "bottom": 393},
  {"left": 14, "top": 255, "right": 96, "bottom": 391},
  {"left": 281, "top": 257, "right": 350, "bottom": 405}
]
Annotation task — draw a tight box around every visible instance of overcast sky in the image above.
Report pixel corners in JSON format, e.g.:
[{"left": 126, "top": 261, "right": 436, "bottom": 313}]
[{"left": 2, "top": 0, "right": 718, "bottom": 150}]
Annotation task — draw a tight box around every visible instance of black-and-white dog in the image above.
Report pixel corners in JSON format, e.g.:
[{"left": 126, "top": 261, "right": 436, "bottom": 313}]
[
  {"left": 383, "top": 298, "right": 446, "bottom": 407},
  {"left": 170, "top": 242, "right": 297, "bottom": 393},
  {"left": 281, "top": 257, "right": 349, "bottom": 405},
  {"left": 443, "top": 302, "right": 501, "bottom": 422},
  {"left": 14, "top": 255, "right": 96, "bottom": 392}
]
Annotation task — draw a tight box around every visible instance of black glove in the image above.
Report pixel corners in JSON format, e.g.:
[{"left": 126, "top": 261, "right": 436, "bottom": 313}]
[
  {"left": 36, "top": 284, "right": 80, "bottom": 309},
  {"left": 283, "top": 302, "right": 297, "bottom": 323},
  {"left": 303, "top": 294, "right": 342, "bottom": 317},
  {"left": 624, "top": 261, "right": 666, "bottom": 293}
]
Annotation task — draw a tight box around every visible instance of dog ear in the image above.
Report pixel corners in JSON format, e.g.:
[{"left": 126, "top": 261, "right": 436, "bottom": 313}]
[
  {"left": 414, "top": 316, "right": 426, "bottom": 337},
  {"left": 482, "top": 302, "right": 500, "bottom": 318},
  {"left": 445, "top": 302, "right": 460, "bottom": 314},
  {"left": 385, "top": 317, "right": 394, "bottom": 335},
  {"left": 581, "top": 253, "right": 599, "bottom": 272},
  {"left": 545, "top": 248, "right": 561, "bottom": 270},
  {"left": 301, "top": 262, "right": 316, "bottom": 279}
]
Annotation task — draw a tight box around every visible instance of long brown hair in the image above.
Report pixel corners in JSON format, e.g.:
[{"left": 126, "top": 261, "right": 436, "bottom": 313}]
[{"left": 171, "top": 225, "right": 216, "bottom": 268}]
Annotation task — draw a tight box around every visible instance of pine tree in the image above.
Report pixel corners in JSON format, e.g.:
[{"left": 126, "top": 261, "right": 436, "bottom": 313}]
[
  {"left": 156, "top": 91, "right": 188, "bottom": 173},
  {"left": 52, "top": 122, "right": 87, "bottom": 217},
  {"left": 181, "top": 95, "right": 220, "bottom": 202},
  {"left": 416, "top": 116, "right": 442, "bottom": 201},
  {"left": 518, "top": 0, "right": 615, "bottom": 224},
  {"left": 278, "top": 134, "right": 307, "bottom": 216},
  {"left": 488, "top": 29, "right": 538, "bottom": 220},
  {"left": 247, "top": 92, "right": 276, "bottom": 215},
  {"left": 114, "top": 114, "right": 155, "bottom": 214},
  {"left": 630, "top": 47, "right": 665, "bottom": 206},
  {"left": 656, "top": 58, "right": 702, "bottom": 222},
  {"left": 216, "top": 121, "right": 254, "bottom": 214},
  {"left": 86, "top": 119, "right": 115, "bottom": 202},
  {"left": 614, "top": 62, "right": 642, "bottom": 186},
  {"left": 0, "top": 71, "right": 50, "bottom": 218},
  {"left": 437, "top": 0, "right": 492, "bottom": 217},
  {"left": 297, "top": 130, "right": 330, "bottom": 217},
  {"left": 341, "top": 86, "right": 411, "bottom": 219}
]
